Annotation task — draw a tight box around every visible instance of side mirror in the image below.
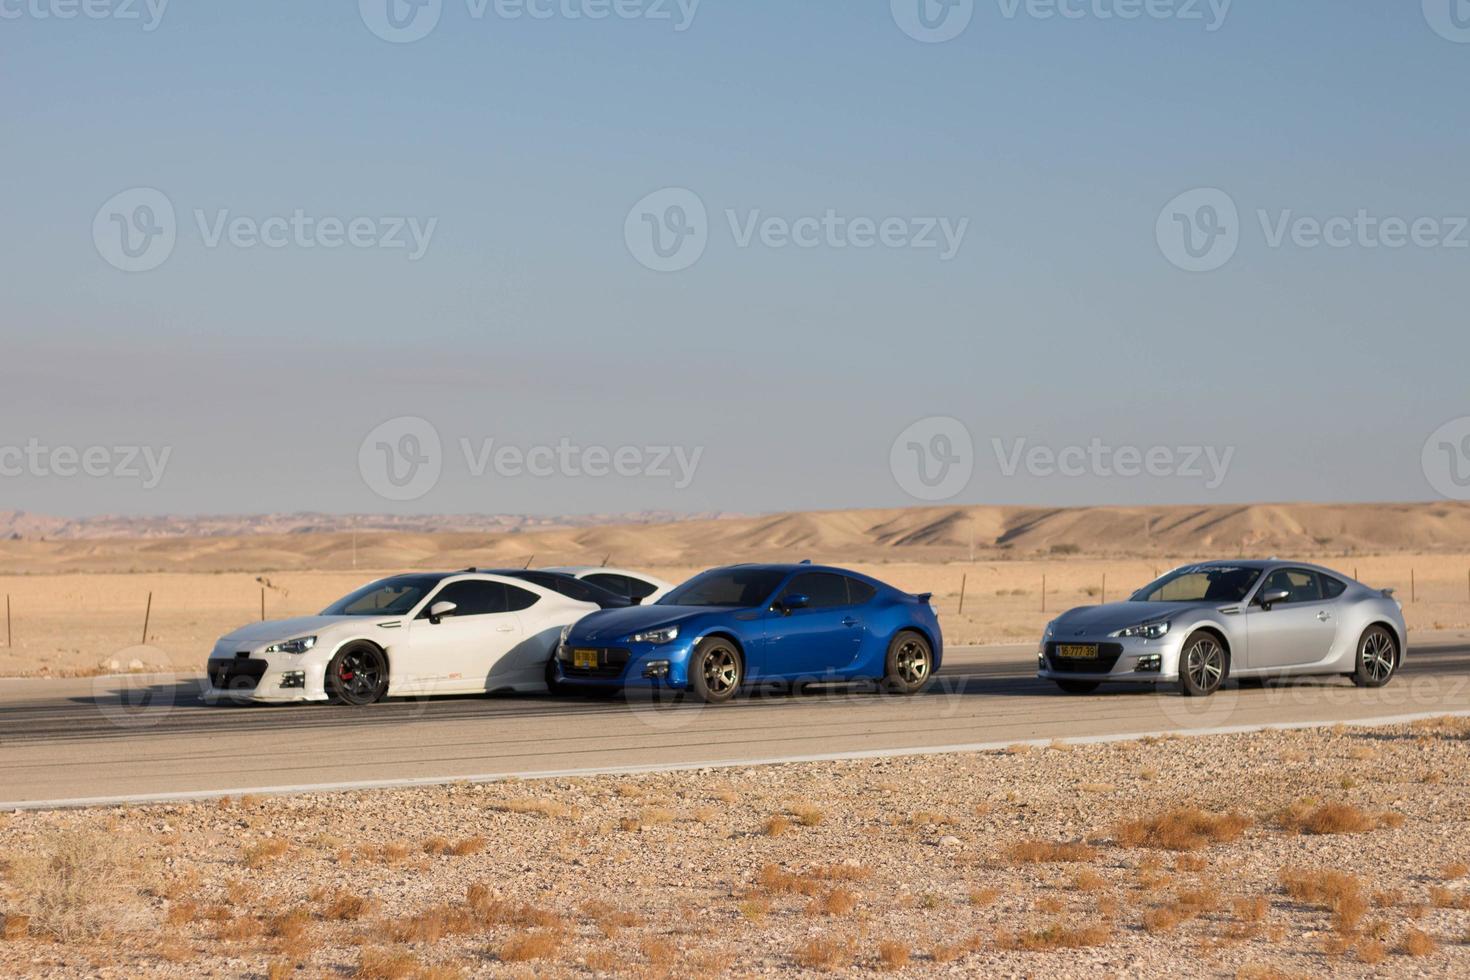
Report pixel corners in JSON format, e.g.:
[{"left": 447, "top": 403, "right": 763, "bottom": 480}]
[
  {"left": 428, "top": 600, "right": 458, "bottom": 623},
  {"left": 1258, "top": 589, "right": 1290, "bottom": 610},
  {"left": 779, "top": 593, "right": 810, "bottom": 613}
]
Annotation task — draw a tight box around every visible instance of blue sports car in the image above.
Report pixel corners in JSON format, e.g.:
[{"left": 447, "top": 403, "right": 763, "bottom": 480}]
[{"left": 550, "top": 563, "right": 943, "bottom": 703}]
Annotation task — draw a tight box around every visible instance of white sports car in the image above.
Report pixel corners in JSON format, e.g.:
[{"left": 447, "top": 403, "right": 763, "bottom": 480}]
[
  {"left": 205, "top": 570, "right": 600, "bottom": 704},
  {"left": 545, "top": 566, "right": 674, "bottom": 604}
]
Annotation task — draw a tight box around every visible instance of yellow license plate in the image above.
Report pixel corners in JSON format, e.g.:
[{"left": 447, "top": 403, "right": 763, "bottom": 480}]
[
  {"left": 573, "top": 649, "right": 599, "bottom": 670},
  {"left": 1057, "top": 644, "right": 1099, "bottom": 660}
]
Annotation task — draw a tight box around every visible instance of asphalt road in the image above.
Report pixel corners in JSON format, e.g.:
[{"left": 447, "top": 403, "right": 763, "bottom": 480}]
[{"left": 2, "top": 639, "right": 1469, "bottom": 809}]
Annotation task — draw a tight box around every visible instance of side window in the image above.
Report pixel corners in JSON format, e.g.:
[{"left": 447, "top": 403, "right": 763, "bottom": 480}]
[
  {"left": 783, "top": 572, "right": 849, "bottom": 609},
  {"left": 422, "top": 580, "right": 507, "bottom": 618},
  {"left": 586, "top": 573, "right": 659, "bottom": 601},
  {"left": 1320, "top": 575, "right": 1348, "bottom": 600},
  {"left": 845, "top": 577, "right": 877, "bottom": 604},
  {"left": 1260, "top": 569, "right": 1322, "bottom": 605},
  {"left": 504, "top": 584, "right": 539, "bottom": 612}
]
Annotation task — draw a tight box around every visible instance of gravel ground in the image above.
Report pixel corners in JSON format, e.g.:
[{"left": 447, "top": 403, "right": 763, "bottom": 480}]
[{"left": 1, "top": 719, "right": 1468, "bottom": 978}]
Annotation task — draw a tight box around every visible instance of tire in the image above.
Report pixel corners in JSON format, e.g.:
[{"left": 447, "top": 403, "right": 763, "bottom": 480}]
[
  {"left": 325, "top": 642, "right": 389, "bottom": 706},
  {"left": 882, "top": 630, "right": 934, "bottom": 695},
  {"left": 544, "top": 655, "right": 569, "bottom": 696},
  {"left": 1054, "top": 680, "right": 1100, "bottom": 695},
  {"left": 688, "top": 637, "right": 742, "bottom": 705},
  {"left": 1352, "top": 626, "right": 1398, "bottom": 688},
  {"left": 1178, "top": 630, "right": 1228, "bottom": 698}
]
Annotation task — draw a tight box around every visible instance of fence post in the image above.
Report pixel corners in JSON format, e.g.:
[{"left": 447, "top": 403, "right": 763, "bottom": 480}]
[
  {"left": 141, "top": 591, "right": 152, "bottom": 646},
  {"left": 261, "top": 587, "right": 266, "bottom": 621},
  {"left": 957, "top": 573, "right": 967, "bottom": 616},
  {"left": 1101, "top": 573, "right": 1107, "bottom": 605}
]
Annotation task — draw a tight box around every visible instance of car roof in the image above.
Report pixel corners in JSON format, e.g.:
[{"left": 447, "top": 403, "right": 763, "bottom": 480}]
[{"left": 1186, "top": 559, "right": 1354, "bottom": 579}]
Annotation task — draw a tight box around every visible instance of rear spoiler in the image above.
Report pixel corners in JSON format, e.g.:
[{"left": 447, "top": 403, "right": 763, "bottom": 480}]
[
  {"left": 1381, "top": 588, "right": 1397, "bottom": 598},
  {"left": 912, "top": 592, "right": 933, "bottom": 604}
]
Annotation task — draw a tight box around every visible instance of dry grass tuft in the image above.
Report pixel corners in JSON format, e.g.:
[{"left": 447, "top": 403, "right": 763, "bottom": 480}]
[
  {"left": 763, "top": 815, "right": 792, "bottom": 837},
  {"left": 267, "top": 907, "right": 312, "bottom": 941},
  {"left": 323, "top": 890, "right": 374, "bottom": 921},
  {"left": 355, "top": 948, "right": 419, "bottom": 979},
  {"left": 794, "top": 937, "right": 852, "bottom": 971},
  {"left": 581, "top": 900, "right": 643, "bottom": 937},
  {"left": 498, "top": 929, "right": 562, "bottom": 962},
  {"left": 1072, "top": 869, "right": 1106, "bottom": 892},
  {"left": 1397, "top": 928, "right": 1437, "bottom": 957},
  {"left": 242, "top": 838, "right": 290, "bottom": 869},
  {"left": 1280, "top": 869, "right": 1367, "bottom": 934},
  {"left": 1277, "top": 802, "right": 1399, "bottom": 835},
  {"left": 1006, "top": 839, "right": 1098, "bottom": 864},
  {"left": 640, "top": 937, "right": 677, "bottom": 967},
  {"left": 1, "top": 913, "right": 31, "bottom": 941},
  {"left": 388, "top": 905, "right": 478, "bottom": 944},
  {"left": 1114, "top": 807, "right": 1251, "bottom": 851},
  {"left": 969, "top": 886, "right": 1001, "bottom": 907},
  {"left": 807, "top": 888, "right": 857, "bottom": 917},
  {"left": 448, "top": 836, "right": 484, "bottom": 857},
  {"left": 421, "top": 836, "right": 450, "bottom": 856},
  {"left": 1441, "top": 861, "right": 1469, "bottom": 880},
  {"left": 996, "top": 921, "right": 1112, "bottom": 951},
  {"left": 9, "top": 829, "right": 144, "bottom": 940},
  {"left": 877, "top": 939, "right": 910, "bottom": 971},
  {"left": 790, "top": 803, "right": 825, "bottom": 827}
]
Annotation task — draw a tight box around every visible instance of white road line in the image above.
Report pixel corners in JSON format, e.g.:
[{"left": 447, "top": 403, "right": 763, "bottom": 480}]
[{"left": 6, "top": 707, "right": 1468, "bottom": 812}]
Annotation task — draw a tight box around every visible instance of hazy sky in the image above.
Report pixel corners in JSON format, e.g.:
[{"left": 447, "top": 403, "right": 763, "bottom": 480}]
[{"left": 4, "top": 1, "right": 1469, "bottom": 518}]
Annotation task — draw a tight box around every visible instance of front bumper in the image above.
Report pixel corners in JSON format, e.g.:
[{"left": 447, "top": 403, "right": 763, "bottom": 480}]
[
  {"left": 204, "top": 652, "right": 329, "bottom": 703},
  {"left": 552, "top": 637, "right": 695, "bottom": 690},
  {"left": 1036, "top": 634, "right": 1181, "bottom": 684}
]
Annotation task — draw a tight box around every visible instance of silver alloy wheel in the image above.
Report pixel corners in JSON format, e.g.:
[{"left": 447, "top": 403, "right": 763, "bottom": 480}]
[
  {"left": 896, "top": 638, "right": 931, "bottom": 685},
  {"left": 703, "top": 647, "right": 739, "bottom": 695},
  {"left": 1184, "top": 636, "right": 1225, "bottom": 692},
  {"left": 1363, "top": 630, "right": 1395, "bottom": 683}
]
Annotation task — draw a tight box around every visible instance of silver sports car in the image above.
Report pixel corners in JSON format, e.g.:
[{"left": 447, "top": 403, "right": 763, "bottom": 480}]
[{"left": 1037, "top": 560, "right": 1406, "bottom": 697}]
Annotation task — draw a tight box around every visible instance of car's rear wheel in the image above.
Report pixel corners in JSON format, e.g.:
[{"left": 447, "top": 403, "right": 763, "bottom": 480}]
[
  {"left": 326, "top": 642, "right": 389, "bottom": 705},
  {"left": 882, "top": 630, "right": 933, "bottom": 695},
  {"left": 1178, "top": 631, "right": 1228, "bottom": 698},
  {"left": 688, "top": 637, "right": 742, "bottom": 705},
  {"left": 1352, "top": 626, "right": 1397, "bottom": 688},
  {"left": 1054, "top": 680, "right": 1100, "bottom": 695}
]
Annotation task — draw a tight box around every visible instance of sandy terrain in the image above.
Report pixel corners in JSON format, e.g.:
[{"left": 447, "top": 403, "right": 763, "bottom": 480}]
[{"left": 1, "top": 718, "right": 1467, "bottom": 977}]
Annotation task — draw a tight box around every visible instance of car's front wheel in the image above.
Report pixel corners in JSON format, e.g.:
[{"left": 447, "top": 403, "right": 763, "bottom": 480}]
[
  {"left": 326, "top": 642, "right": 389, "bottom": 706},
  {"left": 688, "top": 637, "right": 742, "bottom": 705},
  {"left": 882, "top": 631, "right": 933, "bottom": 695},
  {"left": 544, "top": 656, "right": 569, "bottom": 696},
  {"left": 1351, "top": 626, "right": 1398, "bottom": 688},
  {"left": 1178, "top": 631, "right": 1228, "bottom": 698}
]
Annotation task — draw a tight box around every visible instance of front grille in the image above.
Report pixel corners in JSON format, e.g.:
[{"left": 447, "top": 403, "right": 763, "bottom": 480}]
[
  {"left": 562, "top": 648, "right": 631, "bottom": 679},
  {"left": 1045, "top": 642, "right": 1124, "bottom": 675},
  {"left": 208, "top": 656, "right": 269, "bottom": 692}
]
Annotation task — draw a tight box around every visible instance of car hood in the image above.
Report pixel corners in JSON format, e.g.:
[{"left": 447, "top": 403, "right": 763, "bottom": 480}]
[
  {"left": 568, "top": 605, "right": 722, "bottom": 644},
  {"left": 217, "top": 616, "right": 370, "bottom": 649},
  {"left": 1052, "top": 602, "right": 1200, "bottom": 635}
]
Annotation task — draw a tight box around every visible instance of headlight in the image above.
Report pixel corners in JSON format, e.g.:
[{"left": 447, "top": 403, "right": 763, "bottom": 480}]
[
  {"left": 630, "top": 625, "right": 679, "bottom": 645},
  {"left": 263, "top": 636, "right": 317, "bottom": 655},
  {"left": 1112, "top": 620, "right": 1170, "bottom": 640}
]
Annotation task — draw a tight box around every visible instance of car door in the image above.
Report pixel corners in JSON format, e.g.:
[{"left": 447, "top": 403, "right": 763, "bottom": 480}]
[
  {"left": 763, "top": 572, "right": 862, "bottom": 680},
  {"left": 1245, "top": 568, "right": 1339, "bottom": 670},
  {"left": 405, "top": 579, "right": 523, "bottom": 693}
]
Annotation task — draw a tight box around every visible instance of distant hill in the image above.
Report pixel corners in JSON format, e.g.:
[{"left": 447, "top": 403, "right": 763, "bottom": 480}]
[{"left": 0, "top": 502, "right": 1466, "bottom": 574}]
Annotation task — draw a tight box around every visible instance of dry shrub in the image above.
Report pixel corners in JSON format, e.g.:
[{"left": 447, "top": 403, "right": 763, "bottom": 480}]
[
  {"left": 1280, "top": 869, "right": 1366, "bottom": 934},
  {"left": 268, "top": 907, "right": 312, "bottom": 941},
  {"left": 355, "top": 948, "right": 418, "bottom": 979},
  {"left": 1234, "top": 896, "right": 1269, "bottom": 924},
  {"left": 421, "top": 836, "right": 450, "bottom": 856},
  {"left": 1428, "top": 886, "right": 1459, "bottom": 909},
  {"left": 763, "top": 815, "right": 792, "bottom": 837},
  {"left": 1357, "top": 940, "right": 1388, "bottom": 964},
  {"left": 757, "top": 864, "right": 821, "bottom": 896},
  {"left": 794, "top": 937, "right": 851, "bottom": 971},
  {"left": 388, "top": 905, "right": 478, "bottom": 944},
  {"left": 216, "top": 915, "right": 265, "bottom": 941},
  {"left": 1142, "top": 906, "right": 1181, "bottom": 933},
  {"left": 1398, "top": 928, "right": 1437, "bottom": 957},
  {"left": 324, "top": 890, "right": 374, "bottom": 921},
  {"left": 877, "top": 939, "right": 910, "bottom": 971},
  {"left": 640, "top": 937, "right": 677, "bottom": 967},
  {"left": 1114, "top": 808, "right": 1251, "bottom": 851},
  {"left": 807, "top": 888, "right": 856, "bottom": 917},
  {"left": 9, "top": 829, "right": 145, "bottom": 941},
  {"left": 996, "top": 921, "right": 1111, "bottom": 951},
  {"left": 1176, "top": 854, "right": 1208, "bottom": 873},
  {"left": 165, "top": 900, "right": 199, "bottom": 926},
  {"left": 1006, "top": 839, "right": 1097, "bottom": 864},
  {"left": 1277, "top": 802, "right": 1396, "bottom": 835},
  {"left": 738, "top": 896, "right": 771, "bottom": 922},
  {"left": 791, "top": 803, "right": 825, "bottom": 827},
  {"left": 466, "top": 885, "right": 562, "bottom": 930},
  {"left": 1073, "top": 869, "right": 1106, "bottom": 892},
  {"left": 498, "top": 930, "right": 561, "bottom": 962},
  {"left": 242, "top": 838, "right": 290, "bottom": 869},
  {"left": 581, "top": 900, "right": 642, "bottom": 937},
  {"left": 1, "top": 913, "right": 31, "bottom": 941},
  {"left": 448, "top": 836, "right": 484, "bottom": 857},
  {"left": 1441, "top": 861, "right": 1469, "bottom": 880},
  {"left": 266, "top": 959, "right": 296, "bottom": 980},
  {"left": 930, "top": 942, "right": 965, "bottom": 963},
  {"left": 969, "top": 886, "right": 1000, "bottom": 907}
]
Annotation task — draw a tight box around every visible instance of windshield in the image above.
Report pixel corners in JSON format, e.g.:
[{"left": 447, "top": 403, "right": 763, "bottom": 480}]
[
  {"left": 659, "top": 567, "right": 789, "bottom": 608},
  {"left": 321, "top": 574, "right": 444, "bottom": 616},
  {"left": 1132, "top": 565, "right": 1262, "bottom": 604}
]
